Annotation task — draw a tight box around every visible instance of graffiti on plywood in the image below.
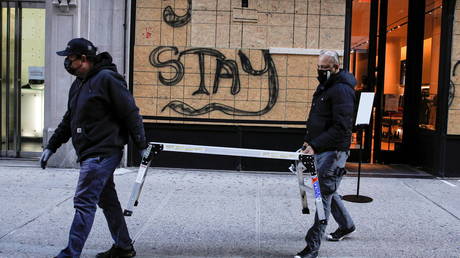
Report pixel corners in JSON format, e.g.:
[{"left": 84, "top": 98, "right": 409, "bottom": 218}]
[
  {"left": 149, "top": 47, "right": 279, "bottom": 116},
  {"left": 449, "top": 60, "right": 459, "bottom": 108},
  {"left": 163, "top": 0, "right": 192, "bottom": 27}
]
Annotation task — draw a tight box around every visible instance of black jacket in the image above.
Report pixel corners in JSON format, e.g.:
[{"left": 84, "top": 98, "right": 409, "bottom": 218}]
[
  {"left": 47, "top": 52, "right": 147, "bottom": 161},
  {"left": 305, "top": 70, "right": 356, "bottom": 153}
]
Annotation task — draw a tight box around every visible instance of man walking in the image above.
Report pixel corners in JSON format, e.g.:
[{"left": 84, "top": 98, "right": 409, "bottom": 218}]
[
  {"left": 295, "top": 50, "right": 356, "bottom": 258},
  {"left": 40, "top": 38, "right": 147, "bottom": 258}
]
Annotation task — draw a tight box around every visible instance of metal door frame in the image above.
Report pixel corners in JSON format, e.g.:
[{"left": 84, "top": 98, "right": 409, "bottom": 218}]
[
  {"left": 0, "top": 1, "right": 19, "bottom": 157},
  {"left": 1, "top": 1, "right": 45, "bottom": 157}
]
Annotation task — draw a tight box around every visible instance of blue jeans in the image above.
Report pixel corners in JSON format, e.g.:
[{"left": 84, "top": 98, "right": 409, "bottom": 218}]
[
  {"left": 304, "top": 151, "right": 355, "bottom": 252},
  {"left": 57, "top": 152, "right": 132, "bottom": 258}
]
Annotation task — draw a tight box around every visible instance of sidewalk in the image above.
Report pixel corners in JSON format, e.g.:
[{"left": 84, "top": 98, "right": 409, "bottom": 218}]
[{"left": 0, "top": 161, "right": 459, "bottom": 257}]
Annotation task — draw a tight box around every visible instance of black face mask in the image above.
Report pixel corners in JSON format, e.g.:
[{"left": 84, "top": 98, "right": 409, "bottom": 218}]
[
  {"left": 317, "top": 69, "right": 331, "bottom": 84},
  {"left": 64, "top": 57, "right": 80, "bottom": 76}
]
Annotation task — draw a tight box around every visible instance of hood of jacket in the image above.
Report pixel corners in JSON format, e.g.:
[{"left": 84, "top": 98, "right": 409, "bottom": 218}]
[
  {"left": 324, "top": 69, "right": 357, "bottom": 90},
  {"left": 80, "top": 52, "right": 118, "bottom": 81}
]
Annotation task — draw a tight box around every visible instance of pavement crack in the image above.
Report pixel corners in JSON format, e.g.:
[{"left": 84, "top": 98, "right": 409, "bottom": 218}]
[
  {"left": 255, "top": 175, "right": 261, "bottom": 257},
  {"left": 131, "top": 189, "right": 174, "bottom": 243},
  {"left": 0, "top": 195, "right": 73, "bottom": 241},
  {"left": 402, "top": 181, "right": 460, "bottom": 221},
  {"left": 131, "top": 172, "right": 182, "bottom": 244}
]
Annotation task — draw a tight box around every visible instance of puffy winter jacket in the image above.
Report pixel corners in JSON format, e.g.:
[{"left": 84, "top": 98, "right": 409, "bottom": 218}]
[
  {"left": 305, "top": 70, "right": 356, "bottom": 153},
  {"left": 47, "top": 52, "right": 147, "bottom": 161}
]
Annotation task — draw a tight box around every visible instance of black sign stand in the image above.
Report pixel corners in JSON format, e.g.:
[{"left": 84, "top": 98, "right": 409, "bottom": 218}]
[
  {"left": 342, "top": 124, "right": 373, "bottom": 203},
  {"left": 343, "top": 92, "right": 374, "bottom": 203}
]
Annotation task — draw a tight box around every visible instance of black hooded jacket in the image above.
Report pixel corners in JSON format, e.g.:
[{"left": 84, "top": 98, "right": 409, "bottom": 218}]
[
  {"left": 47, "top": 52, "right": 147, "bottom": 161},
  {"left": 304, "top": 70, "right": 356, "bottom": 153}
]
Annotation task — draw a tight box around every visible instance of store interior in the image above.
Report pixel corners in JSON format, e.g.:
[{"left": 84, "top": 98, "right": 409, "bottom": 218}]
[{"left": 349, "top": 0, "right": 442, "bottom": 160}]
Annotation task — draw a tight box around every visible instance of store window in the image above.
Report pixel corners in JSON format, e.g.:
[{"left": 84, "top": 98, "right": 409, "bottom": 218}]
[
  {"left": 20, "top": 8, "right": 45, "bottom": 152},
  {"left": 419, "top": 0, "right": 442, "bottom": 130}
]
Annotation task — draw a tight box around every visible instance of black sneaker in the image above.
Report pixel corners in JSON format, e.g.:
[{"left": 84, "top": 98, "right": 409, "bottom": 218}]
[
  {"left": 95, "top": 244, "right": 136, "bottom": 258},
  {"left": 326, "top": 225, "right": 356, "bottom": 241},
  {"left": 294, "top": 246, "right": 318, "bottom": 258}
]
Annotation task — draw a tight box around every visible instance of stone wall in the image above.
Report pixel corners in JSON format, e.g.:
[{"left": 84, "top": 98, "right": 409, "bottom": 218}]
[
  {"left": 133, "top": 0, "right": 346, "bottom": 127},
  {"left": 448, "top": 1, "right": 460, "bottom": 134}
]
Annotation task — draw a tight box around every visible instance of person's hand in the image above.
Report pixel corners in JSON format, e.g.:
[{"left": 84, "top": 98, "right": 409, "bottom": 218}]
[
  {"left": 301, "top": 142, "right": 315, "bottom": 155},
  {"left": 39, "top": 149, "right": 54, "bottom": 169}
]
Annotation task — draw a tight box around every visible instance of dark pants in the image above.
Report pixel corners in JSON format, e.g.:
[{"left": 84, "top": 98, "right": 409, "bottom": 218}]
[
  {"left": 57, "top": 152, "right": 132, "bottom": 258},
  {"left": 304, "top": 151, "right": 355, "bottom": 252}
]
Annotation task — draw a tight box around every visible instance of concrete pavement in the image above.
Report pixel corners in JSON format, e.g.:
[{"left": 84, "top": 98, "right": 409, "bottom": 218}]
[{"left": 0, "top": 161, "right": 459, "bottom": 257}]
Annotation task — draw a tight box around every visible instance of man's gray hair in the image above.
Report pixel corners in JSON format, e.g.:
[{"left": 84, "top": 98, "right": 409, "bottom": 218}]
[{"left": 319, "top": 50, "right": 340, "bottom": 67}]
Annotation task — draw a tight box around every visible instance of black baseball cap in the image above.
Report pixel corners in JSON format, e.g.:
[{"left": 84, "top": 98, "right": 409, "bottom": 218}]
[{"left": 56, "top": 38, "right": 97, "bottom": 56}]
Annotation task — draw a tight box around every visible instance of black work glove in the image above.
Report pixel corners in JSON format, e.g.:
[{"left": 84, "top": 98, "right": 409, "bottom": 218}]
[{"left": 39, "top": 149, "right": 54, "bottom": 169}]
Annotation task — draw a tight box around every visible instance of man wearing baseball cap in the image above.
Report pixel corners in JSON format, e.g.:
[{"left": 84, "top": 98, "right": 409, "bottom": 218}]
[{"left": 40, "top": 37, "right": 147, "bottom": 258}]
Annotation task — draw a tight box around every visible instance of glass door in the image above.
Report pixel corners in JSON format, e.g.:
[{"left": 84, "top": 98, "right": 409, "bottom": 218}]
[
  {"left": 19, "top": 5, "right": 45, "bottom": 155},
  {"left": 1, "top": 1, "right": 45, "bottom": 158},
  {"left": 367, "top": 0, "right": 409, "bottom": 163},
  {"left": 349, "top": 0, "right": 379, "bottom": 163},
  {"left": 1, "top": 2, "right": 19, "bottom": 157},
  {"left": 379, "top": 0, "right": 408, "bottom": 155}
]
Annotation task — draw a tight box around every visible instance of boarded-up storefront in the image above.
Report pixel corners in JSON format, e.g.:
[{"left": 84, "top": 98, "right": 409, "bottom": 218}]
[{"left": 130, "top": 0, "right": 346, "bottom": 170}]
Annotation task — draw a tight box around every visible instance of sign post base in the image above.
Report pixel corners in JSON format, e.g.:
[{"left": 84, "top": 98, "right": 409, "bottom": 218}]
[{"left": 342, "top": 194, "right": 373, "bottom": 203}]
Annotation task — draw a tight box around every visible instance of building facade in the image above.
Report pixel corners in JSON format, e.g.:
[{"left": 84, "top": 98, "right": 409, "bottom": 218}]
[
  {"left": 129, "top": 0, "right": 348, "bottom": 171},
  {"left": 1, "top": 0, "right": 459, "bottom": 176}
]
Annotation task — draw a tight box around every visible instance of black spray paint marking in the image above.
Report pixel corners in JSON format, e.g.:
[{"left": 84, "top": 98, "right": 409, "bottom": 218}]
[
  {"left": 163, "top": 0, "right": 192, "bottom": 28},
  {"left": 149, "top": 46, "right": 184, "bottom": 86},
  {"left": 449, "top": 60, "right": 459, "bottom": 108},
  {"left": 149, "top": 47, "right": 279, "bottom": 116}
]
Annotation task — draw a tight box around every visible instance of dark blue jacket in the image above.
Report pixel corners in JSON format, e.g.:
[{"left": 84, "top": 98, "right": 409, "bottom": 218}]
[
  {"left": 305, "top": 70, "right": 356, "bottom": 153},
  {"left": 47, "top": 52, "right": 147, "bottom": 161}
]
